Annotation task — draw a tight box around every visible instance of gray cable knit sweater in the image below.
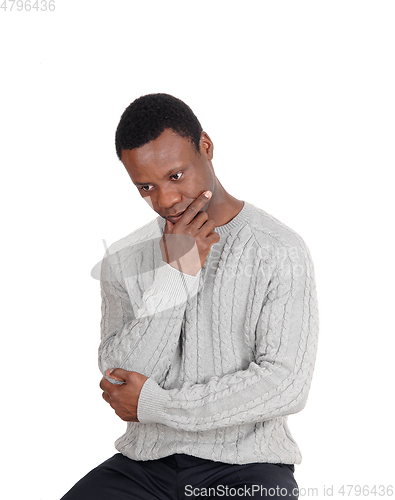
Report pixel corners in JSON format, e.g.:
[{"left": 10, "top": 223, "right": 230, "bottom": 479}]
[{"left": 98, "top": 200, "right": 319, "bottom": 465}]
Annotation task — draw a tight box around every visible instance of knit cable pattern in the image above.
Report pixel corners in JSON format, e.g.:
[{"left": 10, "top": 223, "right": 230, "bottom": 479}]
[{"left": 98, "top": 201, "right": 319, "bottom": 465}]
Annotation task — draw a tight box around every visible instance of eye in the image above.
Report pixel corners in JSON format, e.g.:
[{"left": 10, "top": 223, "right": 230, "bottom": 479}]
[
  {"left": 171, "top": 171, "right": 183, "bottom": 181},
  {"left": 138, "top": 171, "right": 183, "bottom": 192}
]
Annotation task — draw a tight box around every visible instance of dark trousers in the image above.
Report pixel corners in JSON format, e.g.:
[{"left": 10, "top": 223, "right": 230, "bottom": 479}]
[{"left": 60, "top": 452, "right": 299, "bottom": 499}]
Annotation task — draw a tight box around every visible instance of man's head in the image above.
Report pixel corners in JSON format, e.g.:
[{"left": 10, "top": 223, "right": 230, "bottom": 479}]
[
  {"left": 116, "top": 94, "right": 217, "bottom": 222},
  {"left": 115, "top": 93, "right": 203, "bottom": 160}
]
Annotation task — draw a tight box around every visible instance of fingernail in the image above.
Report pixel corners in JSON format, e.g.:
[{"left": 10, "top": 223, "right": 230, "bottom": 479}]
[{"left": 204, "top": 191, "right": 212, "bottom": 198}]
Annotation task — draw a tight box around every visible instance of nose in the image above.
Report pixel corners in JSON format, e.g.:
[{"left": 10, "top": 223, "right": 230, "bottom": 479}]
[{"left": 156, "top": 186, "right": 181, "bottom": 209}]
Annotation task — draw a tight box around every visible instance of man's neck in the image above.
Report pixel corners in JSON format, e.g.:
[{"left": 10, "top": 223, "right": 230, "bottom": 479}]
[{"left": 206, "top": 180, "right": 244, "bottom": 227}]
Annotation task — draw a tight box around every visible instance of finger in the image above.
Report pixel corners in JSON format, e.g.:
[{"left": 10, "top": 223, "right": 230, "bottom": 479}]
[
  {"left": 196, "top": 218, "right": 217, "bottom": 236},
  {"left": 161, "top": 231, "right": 170, "bottom": 262},
  {"left": 185, "top": 209, "right": 207, "bottom": 228},
  {"left": 107, "top": 368, "right": 128, "bottom": 382},
  {"left": 165, "top": 219, "right": 174, "bottom": 232},
  {"left": 178, "top": 191, "right": 212, "bottom": 226},
  {"left": 100, "top": 376, "right": 112, "bottom": 392},
  {"left": 207, "top": 231, "right": 221, "bottom": 245},
  {"left": 102, "top": 391, "right": 111, "bottom": 403}
]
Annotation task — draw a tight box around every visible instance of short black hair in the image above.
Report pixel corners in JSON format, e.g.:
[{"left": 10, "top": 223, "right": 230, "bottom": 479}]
[{"left": 115, "top": 93, "right": 203, "bottom": 160}]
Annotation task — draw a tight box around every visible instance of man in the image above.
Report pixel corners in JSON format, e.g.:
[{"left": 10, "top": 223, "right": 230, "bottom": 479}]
[{"left": 61, "top": 93, "right": 319, "bottom": 499}]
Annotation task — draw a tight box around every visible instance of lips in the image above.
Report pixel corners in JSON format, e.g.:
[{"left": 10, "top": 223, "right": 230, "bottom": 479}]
[
  {"left": 168, "top": 210, "right": 185, "bottom": 218},
  {"left": 166, "top": 210, "right": 186, "bottom": 223}
]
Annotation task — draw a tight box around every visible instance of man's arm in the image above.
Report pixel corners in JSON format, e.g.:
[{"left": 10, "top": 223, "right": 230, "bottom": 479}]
[
  {"left": 99, "top": 190, "right": 219, "bottom": 385},
  {"left": 98, "top": 254, "right": 199, "bottom": 384},
  {"left": 132, "top": 238, "right": 319, "bottom": 430}
]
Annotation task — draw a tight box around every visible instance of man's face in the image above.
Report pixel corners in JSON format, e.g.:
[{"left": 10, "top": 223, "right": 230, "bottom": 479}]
[{"left": 121, "top": 128, "right": 215, "bottom": 222}]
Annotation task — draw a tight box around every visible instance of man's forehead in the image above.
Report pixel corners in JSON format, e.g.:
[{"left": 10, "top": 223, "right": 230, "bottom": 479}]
[
  {"left": 122, "top": 130, "right": 196, "bottom": 167},
  {"left": 122, "top": 149, "right": 193, "bottom": 188}
]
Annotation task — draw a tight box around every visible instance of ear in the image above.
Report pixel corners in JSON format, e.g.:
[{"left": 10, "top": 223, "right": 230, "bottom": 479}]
[{"left": 199, "top": 132, "right": 214, "bottom": 160}]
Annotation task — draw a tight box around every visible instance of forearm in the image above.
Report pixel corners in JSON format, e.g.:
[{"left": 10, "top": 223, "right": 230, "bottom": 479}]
[
  {"left": 137, "top": 341, "right": 317, "bottom": 431},
  {"left": 99, "top": 304, "right": 185, "bottom": 380},
  {"left": 99, "top": 258, "right": 200, "bottom": 382},
  {"left": 137, "top": 242, "right": 319, "bottom": 431}
]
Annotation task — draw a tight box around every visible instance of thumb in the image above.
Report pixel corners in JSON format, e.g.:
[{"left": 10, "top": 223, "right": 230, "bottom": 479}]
[
  {"left": 165, "top": 219, "right": 173, "bottom": 232},
  {"left": 106, "top": 368, "right": 128, "bottom": 382}
]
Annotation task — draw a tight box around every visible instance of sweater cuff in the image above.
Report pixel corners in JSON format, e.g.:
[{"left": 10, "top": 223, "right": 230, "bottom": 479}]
[
  {"left": 144, "top": 263, "right": 201, "bottom": 306},
  {"left": 135, "top": 263, "right": 201, "bottom": 319},
  {"left": 153, "top": 262, "right": 201, "bottom": 301},
  {"left": 137, "top": 377, "right": 171, "bottom": 425}
]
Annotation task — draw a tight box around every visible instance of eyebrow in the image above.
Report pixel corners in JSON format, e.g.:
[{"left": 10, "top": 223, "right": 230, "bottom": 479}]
[{"left": 133, "top": 167, "right": 183, "bottom": 186}]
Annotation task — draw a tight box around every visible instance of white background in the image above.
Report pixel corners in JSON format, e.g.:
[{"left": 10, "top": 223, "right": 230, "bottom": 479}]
[{"left": 1, "top": 1, "right": 394, "bottom": 499}]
